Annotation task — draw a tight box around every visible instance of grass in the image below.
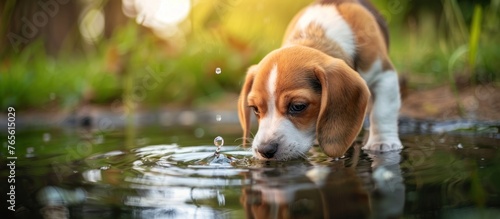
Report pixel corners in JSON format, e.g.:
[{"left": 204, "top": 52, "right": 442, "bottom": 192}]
[
  {"left": 390, "top": 0, "right": 500, "bottom": 87},
  {"left": 1, "top": 0, "right": 499, "bottom": 110}
]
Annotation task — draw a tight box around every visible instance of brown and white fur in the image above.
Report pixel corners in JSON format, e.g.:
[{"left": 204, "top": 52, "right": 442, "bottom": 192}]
[{"left": 238, "top": 0, "right": 402, "bottom": 160}]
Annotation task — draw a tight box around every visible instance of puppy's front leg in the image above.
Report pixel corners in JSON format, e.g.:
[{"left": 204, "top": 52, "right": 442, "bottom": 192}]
[{"left": 363, "top": 70, "right": 402, "bottom": 151}]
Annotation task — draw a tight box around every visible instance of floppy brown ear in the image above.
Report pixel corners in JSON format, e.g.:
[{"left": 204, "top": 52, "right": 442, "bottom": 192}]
[
  {"left": 314, "top": 59, "right": 370, "bottom": 158},
  {"left": 238, "top": 65, "right": 257, "bottom": 147}
]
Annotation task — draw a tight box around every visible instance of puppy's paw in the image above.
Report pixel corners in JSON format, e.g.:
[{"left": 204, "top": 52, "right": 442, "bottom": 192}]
[{"left": 362, "top": 137, "right": 402, "bottom": 152}]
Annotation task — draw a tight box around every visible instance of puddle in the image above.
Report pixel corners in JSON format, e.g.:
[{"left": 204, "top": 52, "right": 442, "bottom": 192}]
[{"left": 3, "top": 121, "right": 500, "bottom": 218}]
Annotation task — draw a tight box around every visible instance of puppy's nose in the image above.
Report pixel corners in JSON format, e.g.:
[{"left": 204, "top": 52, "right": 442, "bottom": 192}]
[{"left": 258, "top": 143, "right": 278, "bottom": 158}]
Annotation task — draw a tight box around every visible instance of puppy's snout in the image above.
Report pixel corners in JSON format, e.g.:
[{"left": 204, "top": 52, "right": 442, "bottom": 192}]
[{"left": 258, "top": 143, "right": 278, "bottom": 158}]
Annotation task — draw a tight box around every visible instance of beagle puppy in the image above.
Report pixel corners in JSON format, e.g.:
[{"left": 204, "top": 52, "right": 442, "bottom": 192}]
[{"left": 238, "top": 0, "right": 402, "bottom": 160}]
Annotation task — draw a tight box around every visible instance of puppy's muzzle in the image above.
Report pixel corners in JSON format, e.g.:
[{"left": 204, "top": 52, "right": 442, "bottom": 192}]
[{"left": 257, "top": 142, "right": 278, "bottom": 159}]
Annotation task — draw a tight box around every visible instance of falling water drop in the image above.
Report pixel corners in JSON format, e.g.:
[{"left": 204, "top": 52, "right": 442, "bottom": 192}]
[
  {"left": 215, "top": 67, "right": 222, "bottom": 74},
  {"left": 214, "top": 136, "right": 224, "bottom": 156},
  {"left": 214, "top": 136, "right": 224, "bottom": 147},
  {"left": 216, "top": 114, "right": 222, "bottom": 122}
]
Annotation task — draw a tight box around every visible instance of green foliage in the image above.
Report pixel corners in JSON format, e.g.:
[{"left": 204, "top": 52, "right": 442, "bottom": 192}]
[
  {"left": 469, "top": 5, "right": 483, "bottom": 73},
  {"left": 389, "top": 0, "right": 500, "bottom": 86},
  {"left": 2, "top": 41, "right": 90, "bottom": 109},
  {"left": 1, "top": 0, "right": 499, "bottom": 110}
]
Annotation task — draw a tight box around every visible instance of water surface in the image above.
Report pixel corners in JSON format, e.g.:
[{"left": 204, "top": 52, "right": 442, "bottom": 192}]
[{"left": 2, "top": 121, "right": 500, "bottom": 218}]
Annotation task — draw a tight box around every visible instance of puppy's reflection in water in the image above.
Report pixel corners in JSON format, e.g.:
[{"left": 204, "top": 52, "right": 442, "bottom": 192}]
[
  {"left": 368, "top": 150, "right": 405, "bottom": 219},
  {"left": 240, "top": 146, "right": 404, "bottom": 219}
]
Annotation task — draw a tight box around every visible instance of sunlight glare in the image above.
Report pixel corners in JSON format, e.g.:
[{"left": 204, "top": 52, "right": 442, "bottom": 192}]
[
  {"left": 122, "top": 0, "right": 191, "bottom": 29},
  {"left": 155, "top": 0, "right": 191, "bottom": 25}
]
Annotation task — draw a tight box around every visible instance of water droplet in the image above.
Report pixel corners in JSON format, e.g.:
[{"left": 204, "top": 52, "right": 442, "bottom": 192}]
[
  {"left": 43, "top": 133, "right": 51, "bottom": 142},
  {"left": 214, "top": 136, "right": 224, "bottom": 156},
  {"left": 215, "top": 67, "right": 222, "bottom": 74},
  {"left": 216, "top": 114, "right": 222, "bottom": 122},
  {"left": 214, "top": 136, "right": 224, "bottom": 147}
]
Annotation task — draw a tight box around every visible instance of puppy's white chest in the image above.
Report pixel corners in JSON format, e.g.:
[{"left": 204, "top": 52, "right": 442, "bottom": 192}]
[{"left": 295, "top": 5, "right": 356, "bottom": 58}]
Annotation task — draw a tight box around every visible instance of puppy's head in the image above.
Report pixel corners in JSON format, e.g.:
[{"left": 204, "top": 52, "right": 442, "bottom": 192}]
[{"left": 239, "top": 46, "right": 369, "bottom": 160}]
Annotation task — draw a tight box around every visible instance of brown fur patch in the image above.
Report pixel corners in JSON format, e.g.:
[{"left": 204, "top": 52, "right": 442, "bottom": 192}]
[{"left": 336, "top": 3, "right": 393, "bottom": 72}]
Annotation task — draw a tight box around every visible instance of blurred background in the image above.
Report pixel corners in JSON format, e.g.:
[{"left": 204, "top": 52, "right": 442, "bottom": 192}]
[{"left": 1, "top": 0, "right": 499, "bottom": 119}]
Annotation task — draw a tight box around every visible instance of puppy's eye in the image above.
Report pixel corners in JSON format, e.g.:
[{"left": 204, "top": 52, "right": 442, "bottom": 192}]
[
  {"left": 288, "top": 103, "right": 307, "bottom": 115},
  {"left": 249, "top": 106, "right": 260, "bottom": 115}
]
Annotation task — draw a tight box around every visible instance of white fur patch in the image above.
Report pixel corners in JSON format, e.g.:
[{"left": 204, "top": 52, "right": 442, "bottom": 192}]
[
  {"left": 360, "top": 58, "right": 402, "bottom": 151},
  {"left": 366, "top": 70, "right": 400, "bottom": 139},
  {"left": 268, "top": 65, "right": 278, "bottom": 107},
  {"left": 296, "top": 4, "right": 356, "bottom": 58}
]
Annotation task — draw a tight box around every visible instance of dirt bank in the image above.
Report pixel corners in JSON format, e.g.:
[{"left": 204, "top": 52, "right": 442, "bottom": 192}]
[
  {"left": 5, "top": 84, "right": 499, "bottom": 129},
  {"left": 400, "top": 84, "right": 500, "bottom": 121}
]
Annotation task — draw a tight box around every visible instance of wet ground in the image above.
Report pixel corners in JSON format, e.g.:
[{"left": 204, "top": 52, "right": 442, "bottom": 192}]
[{"left": 1, "top": 118, "right": 500, "bottom": 218}]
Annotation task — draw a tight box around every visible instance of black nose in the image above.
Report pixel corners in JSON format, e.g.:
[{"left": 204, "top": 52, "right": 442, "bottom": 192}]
[{"left": 258, "top": 143, "right": 278, "bottom": 158}]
